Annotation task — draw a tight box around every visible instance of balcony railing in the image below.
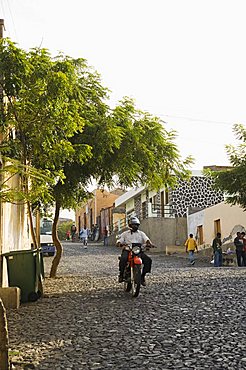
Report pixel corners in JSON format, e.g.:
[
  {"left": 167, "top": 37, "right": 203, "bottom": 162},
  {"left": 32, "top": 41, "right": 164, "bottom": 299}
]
[
  {"left": 110, "top": 217, "right": 127, "bottom": 235},
  {"left": 146, "top": 203, "right": 176, "bottom": 218},
  {"left": 110, "top": 203, "right": 177, "bottom": 235}
]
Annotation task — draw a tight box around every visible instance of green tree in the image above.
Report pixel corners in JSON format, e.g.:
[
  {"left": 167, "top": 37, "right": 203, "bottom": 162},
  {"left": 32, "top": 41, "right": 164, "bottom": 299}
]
[
  {"left": 0, "top": 38, "right": 193, "bottom": 279},
  {"left": 48, "top": 97, "right": 193, "bottom": 277},
  {"left": 57, "top": 220, "right": 74, "bottom": 241},
  {"left": 0, "top": 38, "right": 98, "bottom": 243},
  {"left": 212, "top": 124, "right": 246, "bottom": 209}
]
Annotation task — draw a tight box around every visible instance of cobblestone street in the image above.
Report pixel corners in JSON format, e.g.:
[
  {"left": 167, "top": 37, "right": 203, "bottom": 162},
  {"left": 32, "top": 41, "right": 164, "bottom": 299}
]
[{"left": 7, "top": 242, "right": 246, "bottom": 369}]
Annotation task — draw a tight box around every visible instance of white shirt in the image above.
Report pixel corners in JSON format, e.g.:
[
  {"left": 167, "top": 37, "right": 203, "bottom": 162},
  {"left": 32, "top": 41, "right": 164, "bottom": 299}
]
[
  {"left": 117, "top": 229, "right": 150, "bottom": 245},
  {"left": 80, "top": 229, "right": 88, "bottom": 238}
]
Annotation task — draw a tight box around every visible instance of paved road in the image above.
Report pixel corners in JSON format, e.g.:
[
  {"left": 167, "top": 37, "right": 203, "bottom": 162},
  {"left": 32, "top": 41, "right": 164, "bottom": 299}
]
[{"left": 7, "top": 242, "right": 246, "bottom": 369}]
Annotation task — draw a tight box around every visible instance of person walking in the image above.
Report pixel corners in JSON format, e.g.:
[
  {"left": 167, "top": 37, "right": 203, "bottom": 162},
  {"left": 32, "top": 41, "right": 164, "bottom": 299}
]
[
  {"left": 66, "top": 230, "right": 70, "bottom": 241},
  {"left": 79, "top": 227, "right": 89, "bottom": 248},
  {"left": 234, "top": 231, "right": 244, "bottom": 266},
  {"left": 240, "top": 231, "right": 246, "bottom": 266},
  {"left": 103, "top": 226, "right": 109, "bottom": 246},
  {"left": 212, "top": 232, "right": 223, "bottom": 267},
  {"left": 71, "top": 224, "right": 77, "bottom": 242},
  {"left": 185, "top": 233, "right": 198, "bottom": 265}
]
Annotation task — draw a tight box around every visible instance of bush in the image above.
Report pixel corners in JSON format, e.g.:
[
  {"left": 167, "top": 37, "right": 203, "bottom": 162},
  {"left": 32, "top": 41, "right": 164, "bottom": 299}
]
[{"left": 58, "top": 221, "right": 74, "bottom": 240}]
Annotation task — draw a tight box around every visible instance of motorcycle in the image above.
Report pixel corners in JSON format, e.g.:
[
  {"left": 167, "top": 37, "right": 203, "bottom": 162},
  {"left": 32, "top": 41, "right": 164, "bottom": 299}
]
[{"left": 120, "top": 243, "right": 144, "bottom": 298}]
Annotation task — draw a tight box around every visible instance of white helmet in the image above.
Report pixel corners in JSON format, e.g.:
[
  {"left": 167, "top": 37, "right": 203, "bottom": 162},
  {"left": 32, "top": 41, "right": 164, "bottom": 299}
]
[{"left": 128, "top": 216, "right": 140, "bottom": 226}]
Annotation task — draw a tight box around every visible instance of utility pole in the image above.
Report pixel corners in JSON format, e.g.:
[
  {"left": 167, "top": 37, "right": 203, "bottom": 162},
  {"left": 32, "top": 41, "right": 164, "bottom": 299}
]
[{"left": 0, "top": 19, "right": 4, "bottom": 38}]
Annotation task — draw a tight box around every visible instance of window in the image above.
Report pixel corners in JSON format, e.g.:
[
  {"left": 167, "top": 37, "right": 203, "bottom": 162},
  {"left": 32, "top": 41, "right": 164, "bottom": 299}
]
[
  {"left": 165, "top": 190, "right": 169, "bottom": 204},
  {"left": 153, "top": 195, "right": 157, "bottom": 210},
  {"left": 214, "top": 219, "right": 221, "bottom": 236},
  {"left": 40, "top": 218, "right": 52, "bottom": 235},
  {"left": 197, "top": 225, "right": 204, "bottom": 245}
]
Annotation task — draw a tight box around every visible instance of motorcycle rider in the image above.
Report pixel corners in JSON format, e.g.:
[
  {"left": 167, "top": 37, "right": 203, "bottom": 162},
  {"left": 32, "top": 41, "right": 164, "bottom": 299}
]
[{"left": 117, "top": 216, "right": 153, "bottom": 286}]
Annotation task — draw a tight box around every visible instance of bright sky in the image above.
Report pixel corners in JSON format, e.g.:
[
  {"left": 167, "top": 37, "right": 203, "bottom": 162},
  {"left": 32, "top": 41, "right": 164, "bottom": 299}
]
[{"left": 1, "top": 0, "right": 246, "bottom": 172}]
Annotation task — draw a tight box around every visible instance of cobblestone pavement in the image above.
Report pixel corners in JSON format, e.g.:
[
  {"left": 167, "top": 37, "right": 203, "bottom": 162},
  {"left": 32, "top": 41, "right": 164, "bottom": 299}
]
[{"left": 7, "top": 242, "right": 246, "bottom": 369}]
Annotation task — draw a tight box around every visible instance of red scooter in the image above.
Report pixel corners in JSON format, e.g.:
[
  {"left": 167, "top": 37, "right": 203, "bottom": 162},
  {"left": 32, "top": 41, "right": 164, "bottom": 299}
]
[{"left": 122, "top": 243, "right": 143, "bottom": 298}]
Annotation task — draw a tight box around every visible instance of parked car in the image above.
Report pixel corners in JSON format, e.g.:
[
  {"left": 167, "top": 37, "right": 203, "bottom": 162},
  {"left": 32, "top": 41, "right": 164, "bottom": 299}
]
[{"left": 40, "top": 218, "right": 55, "bottom": 256}]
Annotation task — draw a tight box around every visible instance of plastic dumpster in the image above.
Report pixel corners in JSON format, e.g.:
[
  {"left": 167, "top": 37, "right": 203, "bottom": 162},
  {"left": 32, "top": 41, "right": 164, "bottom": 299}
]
[
  {"left": 38, "top": 248, "right": 45, "bottom": 279},
  {"left": 3, "top": 249, "right": 44, "bottom": 303}
]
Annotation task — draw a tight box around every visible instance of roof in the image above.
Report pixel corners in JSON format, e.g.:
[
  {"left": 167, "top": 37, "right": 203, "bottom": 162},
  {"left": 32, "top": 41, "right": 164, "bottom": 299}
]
[
  {"left": 114, "top": 186, "right": 145, "bottom": 207},
  {"left": 191, "top": 170, "right": 203, "bottom": 176}
]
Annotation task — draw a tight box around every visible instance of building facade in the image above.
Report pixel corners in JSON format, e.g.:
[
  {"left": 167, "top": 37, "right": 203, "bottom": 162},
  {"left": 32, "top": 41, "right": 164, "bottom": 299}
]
[
  {"left": 0, "top": 173, "right": 31, "bottom": 286},
  {"left": 114, "top": 171, "right": 224, "bottom": 223},
  {"left": 111, "top": 171, "right": 225, "bottom": 249},
  {"left": 187, "top": 201, "right": 246, "bottom": 249},
  {"left": 75, "top": 188, "right": 125, "bottom": 237}
]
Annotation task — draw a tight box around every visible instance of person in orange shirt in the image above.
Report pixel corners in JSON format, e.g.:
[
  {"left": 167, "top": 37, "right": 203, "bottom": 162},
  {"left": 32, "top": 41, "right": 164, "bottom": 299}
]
[{"left": 185, "top": 233, "right": 198, "bottom": 265}]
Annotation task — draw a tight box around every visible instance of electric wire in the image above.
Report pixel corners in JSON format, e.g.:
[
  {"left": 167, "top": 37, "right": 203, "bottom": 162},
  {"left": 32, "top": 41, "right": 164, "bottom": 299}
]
[
  {"left": 0, "top": 0, "right": 18, "bottom": 42},
  {"left": 4, "top": 0, "right": 18, "bottom": 42},
  {"left": 157, "top": 113, "right": 238, "bottom": 127},
  {"left": 0, "top": 0, "right": 6, "bottom": 20}
]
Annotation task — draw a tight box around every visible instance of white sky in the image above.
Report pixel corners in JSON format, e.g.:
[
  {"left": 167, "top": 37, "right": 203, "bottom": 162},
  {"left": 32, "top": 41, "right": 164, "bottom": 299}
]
[{"left": 1, "top": 0, "right": 246, "bottom": 172}]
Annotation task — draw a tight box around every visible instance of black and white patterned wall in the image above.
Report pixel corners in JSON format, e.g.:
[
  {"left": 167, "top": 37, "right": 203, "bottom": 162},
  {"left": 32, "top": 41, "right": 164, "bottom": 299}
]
[{"left": 170, "top": 176, "right": 224, "bottom": 217}]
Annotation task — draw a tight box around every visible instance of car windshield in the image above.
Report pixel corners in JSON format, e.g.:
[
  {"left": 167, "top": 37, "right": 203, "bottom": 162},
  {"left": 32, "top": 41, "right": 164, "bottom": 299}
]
[{"left": 40, "top": 219, "right": 52, "bottom": 235}]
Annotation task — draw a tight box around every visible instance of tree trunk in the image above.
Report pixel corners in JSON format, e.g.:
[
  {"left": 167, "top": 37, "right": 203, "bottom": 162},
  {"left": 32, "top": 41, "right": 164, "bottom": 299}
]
[
  {"left": 27, "top": 201, "right": 38, "bottom": 249},
  {"left": 0, "top": 298, "right": 9, "bottom": 370},
  {"left": 49, "top": 201, "right": 62, "bottom": 278}
]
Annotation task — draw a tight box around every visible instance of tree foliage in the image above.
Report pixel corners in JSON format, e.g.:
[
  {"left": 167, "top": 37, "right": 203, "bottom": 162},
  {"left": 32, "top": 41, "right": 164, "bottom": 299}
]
[
  {"left": 57, "top": 220, "right": 74, "bottom": 241},
  {"left": 211, "top": 124, "right": 246, "bottom": 210},
  {"left": 0, "top": 38, "right": 194, "bottom": 277}
]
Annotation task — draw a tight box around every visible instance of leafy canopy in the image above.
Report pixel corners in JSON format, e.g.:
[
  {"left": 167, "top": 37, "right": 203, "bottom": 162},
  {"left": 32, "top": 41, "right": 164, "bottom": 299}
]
[
  {"left": 0, "top": 38, "right": 193, "bottom": 213},
  {"left": 211, "top": 124, "right": 246, "bottom": 210},
  {"left": 0, "top": 38, "right": 101, "bottom": 206}
]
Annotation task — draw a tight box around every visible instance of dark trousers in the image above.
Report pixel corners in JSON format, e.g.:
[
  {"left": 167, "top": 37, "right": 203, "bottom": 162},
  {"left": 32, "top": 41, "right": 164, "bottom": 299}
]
[
  {"left": 236, "top": 249, "right": 244, "bottom": 266},
  {"left": 214, "top": 250, "right": 222, "bottom": 267},
  {"left": 119, "top": 250, "right": 152, "bottom": 276},
  {"left": 242, "top": 251, "right": 246, "bottom": 266}
]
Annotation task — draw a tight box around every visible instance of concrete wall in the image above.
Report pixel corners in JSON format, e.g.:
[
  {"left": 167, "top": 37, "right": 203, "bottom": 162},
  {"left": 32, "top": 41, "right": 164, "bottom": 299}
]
[
  {"left": 0, "top": 287, "right": 21, "bottom": 309},
  {"left": 188, "top": 202, "right": 246, "bottom": 250},
  {"left": 188, "top": 209, "right": 205, "bottom": 237},
  {"left": 1, "top": 174, "right": 31, "bottom": 287},
  {"left": 108, "top": 217, "right": 187, "bottom": 250},
  {"left": 140, "top": 217, "right": 187, "bottom": 248}
]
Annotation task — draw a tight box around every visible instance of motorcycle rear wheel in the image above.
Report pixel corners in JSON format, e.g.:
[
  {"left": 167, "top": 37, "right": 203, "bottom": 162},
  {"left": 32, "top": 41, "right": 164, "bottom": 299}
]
[{"left": 131, "top": 265, "right": 141, "bottom": 297}]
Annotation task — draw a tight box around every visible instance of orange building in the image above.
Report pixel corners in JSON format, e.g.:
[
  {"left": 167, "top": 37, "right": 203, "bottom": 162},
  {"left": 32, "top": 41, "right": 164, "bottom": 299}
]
[{"left": 75, "top": 188, "right": 125, "bottom": 237}]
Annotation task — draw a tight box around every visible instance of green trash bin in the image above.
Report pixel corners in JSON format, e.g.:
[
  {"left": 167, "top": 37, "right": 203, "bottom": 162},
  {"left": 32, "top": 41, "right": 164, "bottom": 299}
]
[
  {"left": 36, "top": 248, "right": 44, "bottom": 279},
  {"left": 36, "top": 248, "right": 45, "bottom": 296},
  {"left": 3, "top": 249, "right": 44, "bottom": 303}
]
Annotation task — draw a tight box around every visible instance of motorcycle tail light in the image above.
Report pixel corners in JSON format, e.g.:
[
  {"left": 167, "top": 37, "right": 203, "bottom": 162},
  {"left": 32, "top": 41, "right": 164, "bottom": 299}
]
[{"left": 132, "top": 246, "right": 141, "bottom": 254}]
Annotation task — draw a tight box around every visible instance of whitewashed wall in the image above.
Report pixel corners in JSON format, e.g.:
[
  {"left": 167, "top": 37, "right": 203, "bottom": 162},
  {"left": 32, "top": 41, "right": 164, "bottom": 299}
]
[
  {"left": 187, "top": 202, "right": 246, "bottom": 248},
  {"left": 187, "top": 209, "right": 205, "bottom": 237},
  {"left": 1, "top": 176, "right": 31, "bottom": 286}
]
